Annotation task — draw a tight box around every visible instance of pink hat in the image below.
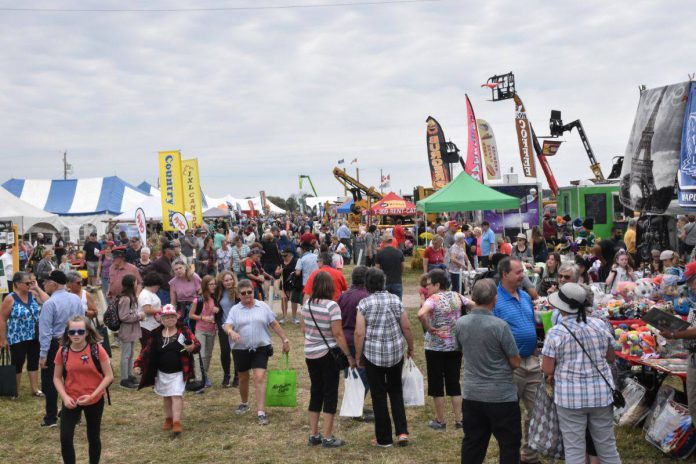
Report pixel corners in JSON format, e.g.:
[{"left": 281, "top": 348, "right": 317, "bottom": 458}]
[{"left": 159, "top": 304, "right": 177, "bottom": 316}]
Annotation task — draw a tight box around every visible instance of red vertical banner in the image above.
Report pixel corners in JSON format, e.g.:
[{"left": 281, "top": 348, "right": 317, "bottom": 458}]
[
  {"left": 464, "top": 95, "right": 484, "bottom": 182},
  {"left": 513, "top": 94, "right": 537, "bottom": 178}
]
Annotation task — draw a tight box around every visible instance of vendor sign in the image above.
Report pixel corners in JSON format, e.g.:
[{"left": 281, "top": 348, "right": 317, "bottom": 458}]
[
  {"left": 425, "top": 116, "right": 450, "bottom": 189},
  {"left": 159, "top": 150, "right": 185, "bottom": 231},
  {"left": 182, "top": 158, "right": 203, "bottom": 227},
  {"left": 678, "top": 82, "right": 696, "bottom": 208}
]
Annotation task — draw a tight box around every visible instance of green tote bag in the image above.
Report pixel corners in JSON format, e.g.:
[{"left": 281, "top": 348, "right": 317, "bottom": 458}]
[{"left": 265, "top": 353, "right": 297, "bottom": 407}]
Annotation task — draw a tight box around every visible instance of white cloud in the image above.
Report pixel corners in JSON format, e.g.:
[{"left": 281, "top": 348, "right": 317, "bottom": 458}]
[{"left": 0, "top": 0, "right": 694, "bottom": 199}]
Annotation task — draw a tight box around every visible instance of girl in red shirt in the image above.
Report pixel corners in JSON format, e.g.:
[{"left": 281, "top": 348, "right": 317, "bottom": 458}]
[{"left": 54, "top": 315, "right": 113, "bottom": 464}]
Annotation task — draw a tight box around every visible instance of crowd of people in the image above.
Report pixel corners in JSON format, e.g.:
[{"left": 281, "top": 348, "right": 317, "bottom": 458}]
[{"left": 2, "top": 211, "right": 696, "bottom": 464}]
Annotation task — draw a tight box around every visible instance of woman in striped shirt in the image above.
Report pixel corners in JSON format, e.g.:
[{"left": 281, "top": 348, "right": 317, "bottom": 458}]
[{"left": 301, "top": 271, "right": 355, "bottom": 448}]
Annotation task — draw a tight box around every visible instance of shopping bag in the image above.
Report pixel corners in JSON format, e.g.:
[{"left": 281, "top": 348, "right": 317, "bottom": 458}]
[
  {"left": 528, "top": 383, "right": 564, "bottom": 460},
  {"left": 0, "top": 348, "right": 17, "bottom": 397},
  {"left": 646, "top": 399, "right": 696, "bottom": 458},
  {"left": 340, "top": 368, "right": 365, "bottom": 417},
  {"left": 401, "top": 357, "right": 425, "bottom": 407},
  {"left": 265, "top": 353, "right": 297, "bottom": 407}
]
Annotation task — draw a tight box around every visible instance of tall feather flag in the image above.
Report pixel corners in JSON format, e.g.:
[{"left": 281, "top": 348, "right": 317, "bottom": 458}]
[{"left": 464, "top": 95, "right": 484, "bottom": 182}]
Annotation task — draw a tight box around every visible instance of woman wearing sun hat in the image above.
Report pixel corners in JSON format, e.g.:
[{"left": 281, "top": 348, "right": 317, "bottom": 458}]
[
  {"left": 133, "top": 304, "right": 200, "bottom": 436},
  {"left": 541, "top": 283, "right": 620, "bottom": 464},
  {"left": 510, "top": 233, "right": 534, "bottom": 267}
]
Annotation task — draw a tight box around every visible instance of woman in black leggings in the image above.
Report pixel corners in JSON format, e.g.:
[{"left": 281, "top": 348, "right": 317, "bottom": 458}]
[{"left": 54, "top": 315, "right": 113, "bottom": 464}]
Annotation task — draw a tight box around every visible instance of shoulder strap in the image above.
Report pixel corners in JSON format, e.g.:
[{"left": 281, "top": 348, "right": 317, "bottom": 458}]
[
  {"left": 90, "top": 343, "right": 112, "bottom": 405},
  {"left": 61, "top": 346, "right": 69, "bottom": 379},
  {"left": 560, "top": 322, "right": 613, "bottom": 391},
  {"left": 307, "top": 302, "right": 332, "bottom": 351}
]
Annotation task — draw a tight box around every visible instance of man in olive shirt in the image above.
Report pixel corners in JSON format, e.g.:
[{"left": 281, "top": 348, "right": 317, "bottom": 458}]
[{"left": 454, "top": 278, "right": 521, "bottom": 464}]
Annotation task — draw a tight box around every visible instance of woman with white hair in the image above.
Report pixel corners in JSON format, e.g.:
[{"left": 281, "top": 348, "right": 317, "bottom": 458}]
[
  {"left": 136, "top": 247, "right": 151, "bottom": 274},
  {"left": 447, "top": 232, "right": 472, "bottom": 294}
]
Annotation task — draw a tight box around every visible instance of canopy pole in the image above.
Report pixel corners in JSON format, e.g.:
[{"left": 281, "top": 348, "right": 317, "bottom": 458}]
[{"left": 519, "top": 208, "right": 523, "bottom": 232}]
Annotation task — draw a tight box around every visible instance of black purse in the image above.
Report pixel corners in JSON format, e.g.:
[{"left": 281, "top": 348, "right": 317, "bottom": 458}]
[
  {"left": 560, "top": 323, "right": 625, "bottom": 408},
  {"left": 307, "top": 303, "right": 349, "bottom": 370}
]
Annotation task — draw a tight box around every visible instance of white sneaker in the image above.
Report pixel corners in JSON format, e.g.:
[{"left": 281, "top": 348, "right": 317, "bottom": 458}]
[{"left": 293, "top": 318, "right": 300, "bottom": 325}]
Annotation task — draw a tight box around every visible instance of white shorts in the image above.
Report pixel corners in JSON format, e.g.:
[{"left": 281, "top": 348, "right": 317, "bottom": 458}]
[{"left": 154, "top": 370, "right": 185, "bottom": 397}]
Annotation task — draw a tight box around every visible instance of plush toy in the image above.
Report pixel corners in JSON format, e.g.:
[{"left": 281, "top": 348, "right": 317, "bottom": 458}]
[
  {"left": 641, "top": 334, "right": 657, "bottom": 355},
  {"left": 661, "top": 275, "right": 690, "bottom": 316},
  {"left": 634, "top": 278, "right": 658, "bottom": 300},
  {"left": 616, "top": 281, "right": 637, "bottom": 302},
  {"left": 675, "top": 286, "right": 692, "bottom": 316}
]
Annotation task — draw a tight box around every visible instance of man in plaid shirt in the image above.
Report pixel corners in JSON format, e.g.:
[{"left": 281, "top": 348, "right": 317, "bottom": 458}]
[{"left": 355, "top": 268, "right": 415, "bottom": 447}]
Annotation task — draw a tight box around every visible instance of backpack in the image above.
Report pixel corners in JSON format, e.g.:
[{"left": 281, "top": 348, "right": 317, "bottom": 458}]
[
  {"left": 103, "top": 296, "right": 121, "bottom": 331},
  {"left": 61, "top": 344, "right": 112, "bottom": 405}
]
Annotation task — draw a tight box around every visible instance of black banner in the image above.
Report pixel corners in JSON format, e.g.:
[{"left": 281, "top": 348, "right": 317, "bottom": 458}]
[{"left": 426, "top": 116, "right": 450, "bottom": 189}]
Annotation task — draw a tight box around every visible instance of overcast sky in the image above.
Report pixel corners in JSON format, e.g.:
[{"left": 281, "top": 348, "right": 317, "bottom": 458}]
[{"left": 1, "top": 0, "right": 693, "bottom": 199}]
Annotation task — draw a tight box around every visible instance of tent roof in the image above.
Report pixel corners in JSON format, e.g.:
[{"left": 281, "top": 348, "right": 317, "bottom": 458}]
[
  {"left": 203, "top": 206, "right": 229, "bottom": 218},
  {"left": 368, "top": 192, "right": 416, "bottom": 216},
  {"left": 416, "top": 172, "right": 520, "bottom": 213},
  {"left": 3, "top": 176, "right": 149, "bottom": 216},
  {"left": 336, "top": 198, "right": 354, "bottom": 214},
  {"left": 0, "top": 187, "right": 59, "bottom": 232}
]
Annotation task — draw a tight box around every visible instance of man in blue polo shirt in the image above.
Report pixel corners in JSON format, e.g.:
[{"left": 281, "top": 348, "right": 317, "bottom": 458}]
[
  {"left": 479, "top": 221, "right": 496, "bottom": 268},
  {"left": 493, "top": 257, "right": 541, "bottom": 464}
]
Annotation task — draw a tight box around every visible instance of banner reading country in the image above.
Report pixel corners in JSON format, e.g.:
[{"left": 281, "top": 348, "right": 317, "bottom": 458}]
[
  {"left": 513, "top": 94, "right": 537, "bottom": 178},
  {"left": 426, "top": 116, "right": 450, "bottom": 189},
  {"left": 182, "top": 158, "right": 203, "bottom": 227},
  {"left": 476, "top": 119, "right": 501, "bottom": 181},
  {"left": 159, "top": 151, "right": 185, "bottom": 231},
  {"left": 464, "top": 95, "right": 483, "bottom": 182}
]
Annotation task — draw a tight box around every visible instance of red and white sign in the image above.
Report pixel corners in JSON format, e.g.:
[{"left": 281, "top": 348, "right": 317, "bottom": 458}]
[
  {"left": 135, "top": 208, "right": 147, "bottom": 245},
  {"left": 171, "top": 212, "right": 189, "bottom": 233}
]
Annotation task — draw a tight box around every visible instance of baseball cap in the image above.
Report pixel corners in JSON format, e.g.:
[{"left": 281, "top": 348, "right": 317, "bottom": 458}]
[
  {"left": 660, "top": 250, "right": 675, "bottom": 261},
  {"left": 381, "top": 233, "right": 394, "bottom": 242}
]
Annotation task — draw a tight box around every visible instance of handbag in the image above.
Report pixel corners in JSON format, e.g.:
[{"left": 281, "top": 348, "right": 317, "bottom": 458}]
[
  {"left": 560, "top": 323, "right": 625, "bottom": 408},
  {"left": 307, "top": 302, "right": 349, "bottom": 370},
  {"left": 91, "top": 317, "right": 112, "bottom": 359},
  {"left": 265, "top": 353, "right": 297, "bottom": 407},
  {"left": 0, "top": 348, "right": 17, "bottom": 397},
  {"left": 528, "top": 382, "right": 565, "bottom": 459}
]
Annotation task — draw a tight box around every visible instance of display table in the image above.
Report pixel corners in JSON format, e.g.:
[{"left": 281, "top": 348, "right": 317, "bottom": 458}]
[{"left": 615, "top": 352, "right": 687, "bottom": 391}]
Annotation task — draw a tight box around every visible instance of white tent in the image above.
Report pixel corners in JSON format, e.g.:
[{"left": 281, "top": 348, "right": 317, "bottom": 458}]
[
  {"left": 0, "top": 187, "right": 60, "bottom": 233},
  {"left": 304, "top": 196, "right": 340, "bottom": 209},
  {"left": 113, "top": 194, "right": 164, "bottom": 221},
  {"left": 205, "top": 195, "right": 286, "bottom": 215}
]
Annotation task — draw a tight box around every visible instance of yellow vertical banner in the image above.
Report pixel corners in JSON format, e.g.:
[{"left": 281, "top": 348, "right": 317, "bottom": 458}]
[
  {"left": 159, "top": 150, "right": 185, "bottom": 231},
  {"left": 182, "top": 158, "right": 203, "bottom": 228}
]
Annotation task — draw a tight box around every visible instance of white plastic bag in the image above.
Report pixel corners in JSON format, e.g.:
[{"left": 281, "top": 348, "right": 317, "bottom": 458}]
[
  {"left": 340, "top": 368, "right": 365, "bottom": 417},
  {"left": 401, "top": 357, "right": 425, "bottom": 407}
]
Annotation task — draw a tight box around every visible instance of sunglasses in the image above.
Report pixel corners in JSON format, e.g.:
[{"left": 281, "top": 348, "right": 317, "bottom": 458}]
[
  {"left": 68, "top": 329, "right": 86, "bottom": 336},
  {"left": 239, "top": 290, "right": 253, "bottom": 296},
  {"left": 559, "top": 274, "right": 573, "bottom": 280}
]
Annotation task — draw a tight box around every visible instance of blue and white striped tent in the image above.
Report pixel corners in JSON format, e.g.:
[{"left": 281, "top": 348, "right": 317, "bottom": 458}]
[
  {"left": 3, "top": 176, "right": 149, "bottom": 216},
  {"left": 2, "top": 177, "right": 151, "bottom": 240}
]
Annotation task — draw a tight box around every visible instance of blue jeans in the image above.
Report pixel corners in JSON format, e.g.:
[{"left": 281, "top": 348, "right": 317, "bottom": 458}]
[
  {"left": 156, "top": 288, "right": 171, "bottom": 306},
  {"left": 449, "top": 272, "right": 462, "bottom": 294},
  {"left": 386, "top": 283, "right": 403, "bottom": 300},
  {"left": 428, "top": 263, "right": 447, "bottom": 272}
]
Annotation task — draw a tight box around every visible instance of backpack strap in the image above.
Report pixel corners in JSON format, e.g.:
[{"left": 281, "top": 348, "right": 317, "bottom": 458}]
[
  {"left": 61, "top": 346, "right": 69, "bottom": 379},
  {"left": 90, "top": 343, "right": 111, "bottom": 405}
]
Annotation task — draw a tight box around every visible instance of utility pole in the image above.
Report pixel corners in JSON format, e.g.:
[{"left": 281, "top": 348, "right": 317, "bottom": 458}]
[{"left": 62, "top": 151, "right": 73, "bottom": 180}]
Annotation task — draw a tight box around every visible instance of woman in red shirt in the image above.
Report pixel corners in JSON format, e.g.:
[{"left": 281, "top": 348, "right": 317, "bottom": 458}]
[
  {"left": 422, "top": 235, "right": 447, "bottom": 273},
  {"left": 54, "top": 315, "right": 113, "bottom": 464}
]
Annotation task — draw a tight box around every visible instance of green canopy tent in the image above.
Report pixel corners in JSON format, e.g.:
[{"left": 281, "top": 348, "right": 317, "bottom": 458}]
[{"left": 416, "top": 171, "right": 520, "bottom": 213}]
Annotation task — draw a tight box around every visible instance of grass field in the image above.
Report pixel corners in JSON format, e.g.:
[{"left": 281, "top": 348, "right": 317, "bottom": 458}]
[{"left": 0, "top": 264, "right": 680, "bottom": 463}]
